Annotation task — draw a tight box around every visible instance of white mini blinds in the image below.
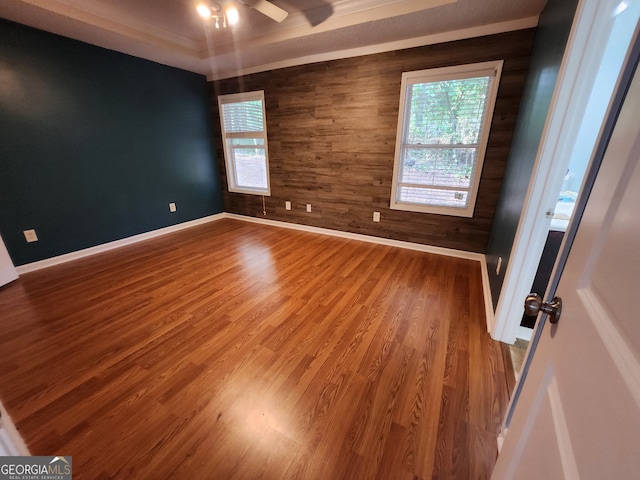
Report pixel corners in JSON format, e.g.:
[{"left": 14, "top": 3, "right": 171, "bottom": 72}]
[
  {"left": 218, "top": 90, "right": 271, "bottom": 196},
  {"left": 390, "top": 61, "right": 503, "bottom": 217}
]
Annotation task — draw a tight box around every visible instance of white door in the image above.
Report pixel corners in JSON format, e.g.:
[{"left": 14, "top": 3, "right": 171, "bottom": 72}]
[
  {"left": 492, "top": 54, "right": 640, "bottom": 478},
  {"left": 0, "top": 235, "right": 17, "bottom": 288}
]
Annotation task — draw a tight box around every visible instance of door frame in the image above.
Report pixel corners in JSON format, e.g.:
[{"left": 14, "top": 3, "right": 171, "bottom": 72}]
[
  {"left": 490, "top": 0, "right": 640, "bottom": 344},
  {"left": 503, "top": 32, "right": 640, "bottom": 433}
]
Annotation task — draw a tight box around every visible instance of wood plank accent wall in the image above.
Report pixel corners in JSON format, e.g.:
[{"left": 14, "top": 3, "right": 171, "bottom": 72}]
[{"left": 209, "top": 29, "right": 536, "bottom": 253}]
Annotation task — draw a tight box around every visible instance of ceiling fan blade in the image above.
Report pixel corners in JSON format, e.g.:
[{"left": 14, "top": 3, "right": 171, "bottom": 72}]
[{"left": 251, "top": 0, "right": 288, "bottom": 22}]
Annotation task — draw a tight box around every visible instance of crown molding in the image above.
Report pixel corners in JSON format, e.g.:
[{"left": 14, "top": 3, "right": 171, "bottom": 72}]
[
  {"left": 18, "top": 0, "right": 458, "bottom": 62},
  {"left": 207, "top": 16, "right": 539, "bottom": 80},
  {"left": 20, "top": 0, "right": 201, "bottom": 56},
  {"left": 194, "top": 0, "right": 456, "bottom": 58}
]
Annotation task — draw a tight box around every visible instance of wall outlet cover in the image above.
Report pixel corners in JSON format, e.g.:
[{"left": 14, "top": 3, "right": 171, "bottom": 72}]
[
  {"left": 373, "top": 212, "right": 381, "bottom": 222},
  {"left": 24, "top": 229, "right": 38, "bottom": 243},
  {"left": 285, "top": 201, "right": 291, "bottom": 210},
  {"left": 306, "top": 204, "right": 311, "bottom": 212},
  {"left": 169, "top": 202, "right": 177, "bottom": 212}
]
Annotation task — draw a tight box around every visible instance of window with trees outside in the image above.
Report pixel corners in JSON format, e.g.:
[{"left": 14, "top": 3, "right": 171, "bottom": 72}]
[
  {"left": 218, "top": 90, "right": 271, "bottom": 196},
  {"left": 390, "top": 61, "right": 503, "bottom": 217}
]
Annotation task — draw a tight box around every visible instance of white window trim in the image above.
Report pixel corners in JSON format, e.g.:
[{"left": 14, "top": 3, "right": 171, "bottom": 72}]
[
  {"left": 390, "top": 60, "right": 504, "bottom": 217},
  {"left": 218, "top": 90, "right": 271, "bottom": 196}
]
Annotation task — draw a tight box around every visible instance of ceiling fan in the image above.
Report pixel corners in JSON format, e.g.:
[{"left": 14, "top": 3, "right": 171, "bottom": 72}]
[
  {"left": 196, "top": 0, "right": 289, "bottom": 28},
  {"left": 240, "top": 0, "right": 289, "bottom": 22}
]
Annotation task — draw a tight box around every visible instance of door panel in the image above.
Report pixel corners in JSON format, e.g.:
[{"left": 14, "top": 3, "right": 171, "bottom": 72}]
[
  {"left": 0, "top": 235, "right": 17, "bottom": 288},
  {"left": 492, "top": 47, "right": 640, "bottom": 479},
  {"left": 503, "top": 370, "right": 569, "bottom": 479},
  {"left": 589, "top": 160, "right": 640, "bottom": 349}
]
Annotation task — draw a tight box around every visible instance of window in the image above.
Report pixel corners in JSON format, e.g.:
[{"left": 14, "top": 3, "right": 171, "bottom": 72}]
[
  {"left": 218, "top": 91, "right": 271, "bottom": 195},
  {"left": 390, "top": 61, "right": 503, "bottom": 217}
]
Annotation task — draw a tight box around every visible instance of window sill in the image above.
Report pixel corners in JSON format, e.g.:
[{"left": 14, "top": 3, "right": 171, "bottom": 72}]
[
  {"left": 390, "top": 201, "right": 474, "bottom": 218},
  {"left": 228, "top": 188, "right": 271, "bottom": 196}
]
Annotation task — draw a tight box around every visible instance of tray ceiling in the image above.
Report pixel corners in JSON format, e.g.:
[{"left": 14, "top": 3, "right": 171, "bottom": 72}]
[{"left": 1, "top": 0, "right": 547, "bottom": 79}]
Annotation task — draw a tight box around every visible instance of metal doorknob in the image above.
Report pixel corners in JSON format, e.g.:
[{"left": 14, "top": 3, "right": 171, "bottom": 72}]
[{"left": 524, "top": 294, "right": 562, "bottom": 324}]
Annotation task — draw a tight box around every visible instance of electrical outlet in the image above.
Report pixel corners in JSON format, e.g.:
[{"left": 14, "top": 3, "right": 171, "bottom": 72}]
[
  {"left": 496, "top": 257, "right": 503, "bottom": 275},
  {"left": 285, "top": 201, "right": 291, "bottom": 211},
  {"left": 306, "top": 204, "right": 312, "bottom": 213},
  {"left": 23, "top": 229, "right": 38, "bottom": 243},
  {"left": 169, "top": 202, "right": 177, "bottom": 212},
  {"left": 373, "top": 212, "right": 381, "bottom": 222}
]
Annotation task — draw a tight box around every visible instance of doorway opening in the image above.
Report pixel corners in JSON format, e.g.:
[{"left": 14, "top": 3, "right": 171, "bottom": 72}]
[
  {"left": 497, "top": 0, "right": 640, "bottom": 381},
  {"left": 500, "top": 0, "right": 640, "bottom": 427}
]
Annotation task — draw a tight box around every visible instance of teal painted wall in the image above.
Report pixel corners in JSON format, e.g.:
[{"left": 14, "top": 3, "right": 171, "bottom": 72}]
[
  {"left": 0, "top": 19, "right": 223, "bottom": 266},
  {"left": 485, "top": 0, "right": 579, "bottom": 307}
]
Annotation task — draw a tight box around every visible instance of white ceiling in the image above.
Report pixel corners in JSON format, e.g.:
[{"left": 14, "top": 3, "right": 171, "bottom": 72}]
[{"left": 1, "top": 0, "right": 547, "bottom": 80}]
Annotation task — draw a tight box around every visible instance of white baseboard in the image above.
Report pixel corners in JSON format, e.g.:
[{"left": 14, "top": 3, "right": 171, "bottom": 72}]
[
  {"left": 14, "top": 211, "right": 497, "bottom": 334},
  {"left": 480, "top": 258, "right": 496, "bottom": 333},
  {"left": 224, "top": 213, "right": 484, "bottom": 260},
  {"left": 225, "top": 213, "right": 496, "bottom": 332},
  {"left": 16, "top": 214, "right": 226, "bottom": 274},
  {"left": 497, "top": 428, "right": 508, "bottom": 453},
  {"left": 516, "top": 325, "right": 533, "bottom": 342}
]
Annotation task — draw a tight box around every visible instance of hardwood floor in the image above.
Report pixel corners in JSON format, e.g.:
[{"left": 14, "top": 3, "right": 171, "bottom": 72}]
[{"left": 0, "top": 218, "right": 510, "bottom": 479}]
